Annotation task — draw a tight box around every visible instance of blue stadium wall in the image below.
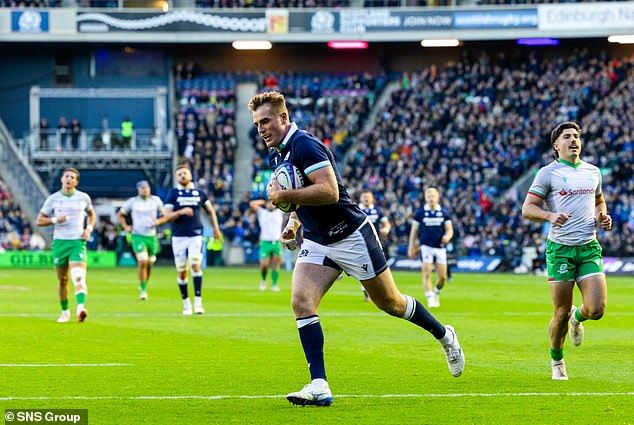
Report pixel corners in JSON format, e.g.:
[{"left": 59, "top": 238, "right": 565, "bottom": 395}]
[{"left": 0, "top": 44, "right": 171, "bottom": 137}]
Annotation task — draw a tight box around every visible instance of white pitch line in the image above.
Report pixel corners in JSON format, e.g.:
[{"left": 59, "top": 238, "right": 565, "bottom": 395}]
[
  {"left": 0, "top": 364, "right": 133, "bottom": 367},
  {"left": 2, "top": 312, "right": 634, "bottom": 318},
  {"left": 1, "top": 392, "right": 633, "bottom": 401}
]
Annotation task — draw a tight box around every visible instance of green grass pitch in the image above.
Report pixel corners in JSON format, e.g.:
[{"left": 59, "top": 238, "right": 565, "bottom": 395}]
[{"left": 0, "top": 267, "right": 633, "bottom": 424}]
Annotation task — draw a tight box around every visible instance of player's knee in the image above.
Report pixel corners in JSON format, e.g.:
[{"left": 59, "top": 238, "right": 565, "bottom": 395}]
[
  {"left": 135, "top": 251, "right": 149, "bottom": 262},
  {"left": 374, "top": 294, "right": 405, "bottom": 317},
  {"left": 553, "top": 307, "right": 570, "bottom": 323},
  {"left": 175, "top": 258, "right": 187, "bottom": 272},
  {"left": 189, "top": 253, "right": 203, "bottom": 266},
  {"left": 584, "top": 304, "right": 605, "bottom": 320},
  {"left": 70, "top": 267, "right": 87, "bottom": 293},
  {"left": 290, "top": 293, "right": 315, "bottom": 317}
]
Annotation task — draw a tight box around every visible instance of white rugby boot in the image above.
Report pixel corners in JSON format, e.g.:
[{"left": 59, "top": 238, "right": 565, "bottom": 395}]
[
  {"left": 287, "top": 379, "right": 333, "bottom": 407},
  {"left": 552, "top": 360, "right": 568, "bottom": 380},
  {"left": 442, "top": 325, "right": 465, "bottom": 377},
  {"left": 569, "top": 305, "right": 584, "bottom": 347}
]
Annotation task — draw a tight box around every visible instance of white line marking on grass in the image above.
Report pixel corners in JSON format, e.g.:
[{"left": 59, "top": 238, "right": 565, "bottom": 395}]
[
  {"left": 2, "top": 312, "right": 634, "bottom": 318},
  {"left": 0, "top": 364, "right": 133, "bottom": 367},
  {"left": 1, "top": 392, "right": 633, "bottom": 401}
]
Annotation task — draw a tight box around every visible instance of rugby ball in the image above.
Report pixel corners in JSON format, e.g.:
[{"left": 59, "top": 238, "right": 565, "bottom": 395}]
[{"left": 273, "top": 163, "right": 304, "bottom": 213}]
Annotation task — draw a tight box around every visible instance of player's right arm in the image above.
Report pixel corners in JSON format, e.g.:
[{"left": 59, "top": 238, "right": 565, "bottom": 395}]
[
  {"left": 36, "top": 211, "right": 67, "bottom": 227},
  {"left": 280, "top": 211, "right": 301, "bottom": 250},
  {"left": 249, "top": 199, "right": 266, "bottom": 211},
  {"left": 407, "top": 220, "right": 420, "bottom": 259},
  {"left": 155, "top": 206, "right": 193, "bottom": 225},
  {"left": 117, "top": 201, "right": 133, "bottom": 233},
  {"left": 36, "top": 196, "right": 67, "bottom": 227},
  {"left": 522, "top": 194, "right": 571, "bottom": 227},
  {"left": 522, "top": 167, "right": 571, "bottom": 227}
]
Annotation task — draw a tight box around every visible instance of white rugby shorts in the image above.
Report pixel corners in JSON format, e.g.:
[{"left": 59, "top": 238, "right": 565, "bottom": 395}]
[
  {"left": 296, "top": 218, "right": 388, "bottom": 281},
  {"left": 420, "top": 244, "right": 447, "bottom": 265},
  {"left": 171, "top": 236, "right": 204, "bottom": 265}
]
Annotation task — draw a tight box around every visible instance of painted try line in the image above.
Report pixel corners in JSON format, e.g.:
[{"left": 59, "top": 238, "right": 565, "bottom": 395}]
[
  {"left": 0, "top": 364, "right": 133, "bottom": 367},
  {"left": 2, "top": 312, "right": 634, "bottom": 318},
  {"left": 1, "top": 392, "right": 633, "bottom": 401}
]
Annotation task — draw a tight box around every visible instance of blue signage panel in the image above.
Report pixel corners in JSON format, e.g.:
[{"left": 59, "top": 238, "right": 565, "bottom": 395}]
[
  {"left": 11, "top": 10, "right": 49, "bottom": 33},
  {"left": 453, "top": 9, "right": 538, "bottom": 28}
]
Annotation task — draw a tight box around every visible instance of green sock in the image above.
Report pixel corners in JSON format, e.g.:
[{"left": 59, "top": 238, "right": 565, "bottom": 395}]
[
  {"left": 60, "top": 299, "right": 69, "bottom": 311},
  {"left": 140, "top": 281, "right": 148, "bottom": 291},
  {"left": 76, "top": 292, "right": 86, "bottom": 305},
  {"left": 550, "top": 348, "right": 564, "bottom": 361},
  {"left": 574, "top": 308, "right": 587, "bottom": 323},
  {"left": 272, "top": 270, "right": 279, "bottom": 286}
]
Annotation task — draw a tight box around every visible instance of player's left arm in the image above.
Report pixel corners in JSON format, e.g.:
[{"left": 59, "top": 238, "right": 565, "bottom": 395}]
[
  {"left": 204, "top": 201, "right": 222, "bottom": 239},
  {"left": 82, "top": 208, "right": 96, "bottom": 241},
  {"left": 441, "top": 220, "right": 454, "bottom": 245},
  {"left": 594, "top": 193, "right": 612, "bottom": 231},
  {"left": 407, "top": 220, "right": 420, "bottom": 259},
  {"left": 379, "top": 216, "right": 391, "bottom": 238}
]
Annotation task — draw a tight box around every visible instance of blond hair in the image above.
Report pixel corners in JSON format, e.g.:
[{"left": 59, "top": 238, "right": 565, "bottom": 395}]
[{"left": 248, "top": 91, "right": 288, "bottom": 114}]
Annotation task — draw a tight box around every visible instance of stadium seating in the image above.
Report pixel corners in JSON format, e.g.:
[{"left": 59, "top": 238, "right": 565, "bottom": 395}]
[
  {"left": 173, "top": 68, "right": 237, "bottom": 228},
  {"left": 0, "top": 177, "right": 40, "bottom": 251},
  {"left": 251, "top": 71, "right": 387, "bottom": 179},
  {"left": 343, "top": 50, "right": 632, "bottom": 262}
]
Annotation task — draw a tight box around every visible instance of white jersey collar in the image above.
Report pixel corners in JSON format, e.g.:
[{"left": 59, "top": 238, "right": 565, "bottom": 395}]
[
  {"left": 279, "top": 122, "right": 298, "bottom": 150},
  {"left": 424, "top": 203, "right": 441, "bottom": 211}
]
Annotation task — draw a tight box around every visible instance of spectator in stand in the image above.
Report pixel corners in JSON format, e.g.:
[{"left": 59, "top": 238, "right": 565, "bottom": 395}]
[
  {"left": 70, "top": 118, "right": 82, "bottom": 150},
  {"left": 39, "top": 117, "right": 49, "bottom": 150},
  {"left": 57, "top": 116, "right": 69, "bottom": 151},
  {"left": 120, "top": 117, "right": 134, "bottom": 149}
]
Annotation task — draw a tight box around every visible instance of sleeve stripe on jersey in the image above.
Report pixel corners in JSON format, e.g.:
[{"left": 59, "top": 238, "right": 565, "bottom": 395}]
[
  {"left": 305, "top": 160, "right": 331, "bottom": 175},
  {"left": 164, "top": 203, "right": 174, "bottom": 209},
  {"left": 412, "top": 219, "right": 420, "bottom": 225},
  {"left": 528, "top": 190, "right": 545, "bottom": 199}
]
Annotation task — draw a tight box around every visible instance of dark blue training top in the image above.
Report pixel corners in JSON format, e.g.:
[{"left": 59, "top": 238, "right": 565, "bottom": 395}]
[
  {"left": 269, "top": 125, "right": 366, "bottom": 245},
  {"left": 164, "top": 186, "right": 209, "bottom": 237},
  {"left": 360, "top": 205, "right": 387, "bottom": 229},
  {"left": 412, "top": 205, "right": 451, "bottom": 248}
]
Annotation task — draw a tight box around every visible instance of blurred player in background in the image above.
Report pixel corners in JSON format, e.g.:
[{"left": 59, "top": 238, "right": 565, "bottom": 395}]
[
  {"left": 162, "top": 163, "right": 221, "bottom": 315},
  {"left": 250, "top": 198, "right": 285, "bottom": 292},
  {"left": 250, "top": 91, "right": 464, "bottom": 407},
  {"left": 358, "top": 189, "right": 391, "bottom": 301},
  {"left": 117, "top": 180, "right": 165, "bottom": 300},
  {"left": 407, "top": 187, "right": 453, "bottom": 308},
  {"left": 522, "top": 121, "right": 612, "bottom": 380},
  {"left": 36, "top": 167, "right": 95, "bottom": 323}
]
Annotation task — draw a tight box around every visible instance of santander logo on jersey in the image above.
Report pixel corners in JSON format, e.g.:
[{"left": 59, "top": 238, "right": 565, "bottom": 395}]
[{"left": 559, "top": 188, "right": 595, "bottom": 197}]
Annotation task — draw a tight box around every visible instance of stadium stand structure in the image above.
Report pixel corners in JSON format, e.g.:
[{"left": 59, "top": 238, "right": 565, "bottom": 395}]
[{"left": 341, "top": 50, "right": 633, "bottom": 264}]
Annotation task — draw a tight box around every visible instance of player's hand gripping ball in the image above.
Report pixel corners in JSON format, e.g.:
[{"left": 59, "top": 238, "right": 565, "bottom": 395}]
[{"left": 272, "top": 163, "right": 304, "bottom": 213}]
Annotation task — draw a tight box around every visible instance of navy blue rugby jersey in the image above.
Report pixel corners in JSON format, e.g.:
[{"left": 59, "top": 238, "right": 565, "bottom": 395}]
[
  {"left": 269, "top": 125, "right": 366, "bottom": 245},
  {"left": 359, "top": 205, "right": 387, "bottom": 229},
  {"left": 164, "top": 186, "right": 210, "bottom": 237},
  {"left": 412, "top": 204, "right": 451, "bottom": 248}
]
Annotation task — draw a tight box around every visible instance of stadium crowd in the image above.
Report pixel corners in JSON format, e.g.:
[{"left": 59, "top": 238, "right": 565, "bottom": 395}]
[
  {"left": 4, "top": 53, "right": 632, "bottom": 268},
  {"left": 174, "top": 69, "right": 237, "bottom": 215},
  {"left": 0, "top": 177, "right": 45, "bottom": 252},
  {"left": 339, "top": 49, "right": 632, "bottom": 265}
]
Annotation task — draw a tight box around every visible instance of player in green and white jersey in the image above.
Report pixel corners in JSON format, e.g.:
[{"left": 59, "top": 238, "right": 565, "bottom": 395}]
[
  {"left": 250, "top": 198, "right": 285, "bottom": 292},
  {"left": 522, "top": 122, "right": 613, "bottom": 381},
  {"left": 117, "top": 180, "right": 165, "bottom": 300},
  {"left": 37, "top": 167, "right": 96, "bottom": 323}
]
